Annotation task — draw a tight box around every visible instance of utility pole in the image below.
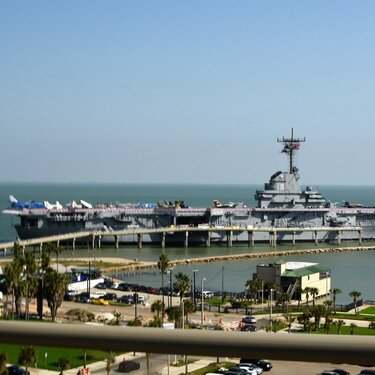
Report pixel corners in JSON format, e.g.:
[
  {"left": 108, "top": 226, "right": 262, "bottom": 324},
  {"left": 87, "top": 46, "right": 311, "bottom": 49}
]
[
  {"left": 192, "top": 269, "right": 198, "bottom": 306},
  {"left": 221, "top": 266, "right": 224, "bottom": 304},
  {"left": 201, "top": 277, "right": 206, "bottom": 325}
]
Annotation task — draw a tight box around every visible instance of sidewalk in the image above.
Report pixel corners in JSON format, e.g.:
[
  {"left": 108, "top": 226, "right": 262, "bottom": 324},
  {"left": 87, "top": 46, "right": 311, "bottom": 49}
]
[{"left": 158, "top": 359, "right": 212, "bottom": 375}]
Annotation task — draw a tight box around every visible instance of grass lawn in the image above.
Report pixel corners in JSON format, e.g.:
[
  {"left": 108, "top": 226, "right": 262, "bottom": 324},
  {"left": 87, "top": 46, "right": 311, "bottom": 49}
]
[
  {"left": 299, "top": 325, "right": 375, "bottom": 335},
  {"left": 360, "top": 307, "right": 375, "bottom": 315},
  {"left": 188, "top": 361, "right": 237, "bottom": 375},
  {"left": 0, "top": 343, "right": 118, "bottom": 371},
  {"left": 330, "top": 313, "right": 375, "bottom": 321}
]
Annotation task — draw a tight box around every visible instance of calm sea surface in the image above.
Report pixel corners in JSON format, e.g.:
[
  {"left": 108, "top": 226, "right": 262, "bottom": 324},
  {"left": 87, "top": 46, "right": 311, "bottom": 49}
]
[{"left": 1, "top": 183, "right": 375, "bottom": 304}]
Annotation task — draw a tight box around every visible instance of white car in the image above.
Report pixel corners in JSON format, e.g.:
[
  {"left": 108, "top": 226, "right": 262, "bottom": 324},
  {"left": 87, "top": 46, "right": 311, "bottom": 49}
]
[{"left": 237, "top": 364, "right": 263, "bottom": 375}]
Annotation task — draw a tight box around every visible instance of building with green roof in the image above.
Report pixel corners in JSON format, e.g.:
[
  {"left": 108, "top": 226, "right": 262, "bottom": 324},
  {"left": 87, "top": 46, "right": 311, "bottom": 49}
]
[{"left": 255, "top": 261, "right": 331, "bottom": 301}]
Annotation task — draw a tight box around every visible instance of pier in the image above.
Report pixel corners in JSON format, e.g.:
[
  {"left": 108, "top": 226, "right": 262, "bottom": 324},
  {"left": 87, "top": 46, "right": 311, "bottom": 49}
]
[{"left": 0, "top": 225, "right": 363, "bottom": 255}]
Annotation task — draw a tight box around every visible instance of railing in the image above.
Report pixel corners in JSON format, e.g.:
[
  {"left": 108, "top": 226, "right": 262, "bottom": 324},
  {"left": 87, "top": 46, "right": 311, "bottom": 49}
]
[{"left": 1, "top": 321, "right": 375, "bottom": 365}]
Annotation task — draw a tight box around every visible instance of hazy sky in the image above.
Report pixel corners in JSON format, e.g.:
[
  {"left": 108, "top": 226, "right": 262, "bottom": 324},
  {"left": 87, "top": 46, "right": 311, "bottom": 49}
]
[{"left": 1, "top": 1, "right": 375, "bottom": 185}]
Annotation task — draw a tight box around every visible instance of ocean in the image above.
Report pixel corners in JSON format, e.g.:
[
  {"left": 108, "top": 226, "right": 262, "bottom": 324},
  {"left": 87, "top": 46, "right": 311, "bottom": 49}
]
[{"left": 1, "top": 182, "right": 375, "bottom": 304}]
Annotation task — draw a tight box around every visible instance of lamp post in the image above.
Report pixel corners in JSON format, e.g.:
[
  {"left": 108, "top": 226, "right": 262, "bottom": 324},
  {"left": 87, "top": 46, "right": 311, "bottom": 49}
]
[
  {"left": 192, "top": 270, "right": 198, "bottom": 306},
  {"left": 168, "top": 268, "right": 174, "bottom": 309},
  {"left": 201, "top": 277, "right": 206, "bottom": 325},
  {"left": 269, "top": 288, "right": 273, "bottom": 332}
]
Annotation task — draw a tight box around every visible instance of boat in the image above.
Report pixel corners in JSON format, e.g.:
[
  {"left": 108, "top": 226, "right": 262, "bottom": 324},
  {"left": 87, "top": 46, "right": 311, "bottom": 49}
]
[{"left": 3, "top": 129, "right": 375, "bottom": 245}]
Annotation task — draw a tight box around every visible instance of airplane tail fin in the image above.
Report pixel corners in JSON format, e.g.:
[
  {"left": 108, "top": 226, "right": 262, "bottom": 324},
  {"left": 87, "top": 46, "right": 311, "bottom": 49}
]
[{"left": 9, "top": 195, "right": 18, "bottom": 203}]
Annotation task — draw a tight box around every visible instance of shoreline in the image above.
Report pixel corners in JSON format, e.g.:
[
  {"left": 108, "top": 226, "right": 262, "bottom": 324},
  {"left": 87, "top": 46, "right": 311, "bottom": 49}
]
[
  {"left": 66, "top": 244, "right": 375, "bottom": 272},
  {"left": 1, "top": 244, "right": 374, "bottom": 272}
]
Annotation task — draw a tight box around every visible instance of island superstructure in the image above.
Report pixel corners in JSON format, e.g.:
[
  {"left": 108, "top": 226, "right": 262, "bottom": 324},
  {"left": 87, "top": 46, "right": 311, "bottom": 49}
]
[{"left": 4, "top": 130, "right": 375, "bottom": 245}]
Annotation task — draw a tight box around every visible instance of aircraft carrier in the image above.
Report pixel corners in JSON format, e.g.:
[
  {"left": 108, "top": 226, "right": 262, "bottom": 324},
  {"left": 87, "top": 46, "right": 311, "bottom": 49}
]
[{"left": 4, "top": 130, "right": 375, "bottom": 245}]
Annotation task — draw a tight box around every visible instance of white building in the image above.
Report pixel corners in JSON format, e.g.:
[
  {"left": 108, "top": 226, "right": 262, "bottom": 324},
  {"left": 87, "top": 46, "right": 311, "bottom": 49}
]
[{"left": 254, "top": 260, "right": 331, "bottom": 301}]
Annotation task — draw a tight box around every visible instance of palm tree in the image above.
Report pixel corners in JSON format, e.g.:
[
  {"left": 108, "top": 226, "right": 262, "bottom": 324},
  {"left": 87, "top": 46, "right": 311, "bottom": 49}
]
[
  {"left": 151, "top": 299, "right": 164, "bottom": 320},
  {"left": 324, "top": 316, "right": 333, "bottom": 334},
  {"left": 283, "top": 314, "right": 295, "bottom": 333},
  {"left": 4, "top": 256, "right": 24, "bottom": 319},
  {"left": 349, "top": 290, "right": 362, "bottom": 315},
  {"left": 18, "top": 346, "right": 37, "bottom": 373},
  {"left": 303, "top": 287, "right": 311, "bottom": 307},
  {"left": 277, "top": 293, "right": 290, "bottom": 313},
  {"left": 0, "top": 351, "right": 8, "bottom": 375},
  {"left": 58, "top": 357, "right": 70, "bottom": 375},
  {"left": 334, "top": 319, "right": 345, "bottom": 335},
  {"left": 45, "top": 242, "right": 63, "bottom": 273},
  {"left": 183, "top": 299, "right": 195, "bottom": 323},
  {"left": 23, "top": 253, "right": 38, "bottom": 321},
  {"left": 173, "top": 272, "right": 191, "bottom": 304},
  {"left": 350, "top": 322, "right": 357, "bottom": 335},
  {"left": 44, "top": 269, "right": 70, "bottom": 321},
  {"left": 331, "top": 288, "right": 341, "bottom": 315},
  {"left": 310, "top": 287, "right": 319, "bottom": 308},
  {"left": 245, "top": 279, "right": 262, "bottom": 302},
  {"left": 105, "top": 352, "right": 116, "bottom": 375},
  {"left": 157, "top": 254, "right": 169, "bottom": 323},
  {"left": 173, "top": 272, "right": 191, "bottom": 328}
]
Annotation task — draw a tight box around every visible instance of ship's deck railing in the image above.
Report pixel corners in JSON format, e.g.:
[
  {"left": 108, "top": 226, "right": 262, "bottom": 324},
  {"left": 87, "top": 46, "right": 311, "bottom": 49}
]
[
  {"left": 6, "top": 206, "right": 375, "bottom": 217},
  {"left": 0, "top": 321, "right": 374, "bottom": 365}
]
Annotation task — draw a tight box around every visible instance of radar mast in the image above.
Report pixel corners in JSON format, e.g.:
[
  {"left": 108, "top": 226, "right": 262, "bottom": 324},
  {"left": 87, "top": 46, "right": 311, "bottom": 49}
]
[{"left": 277, "top": 128, "right": 306, "bottom": 174}]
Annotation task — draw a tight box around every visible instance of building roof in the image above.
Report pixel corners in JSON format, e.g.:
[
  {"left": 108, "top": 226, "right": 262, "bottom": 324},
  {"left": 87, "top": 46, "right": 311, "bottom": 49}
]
[{"left": 282, "top": 264, "right": 330, "bottom": 278}]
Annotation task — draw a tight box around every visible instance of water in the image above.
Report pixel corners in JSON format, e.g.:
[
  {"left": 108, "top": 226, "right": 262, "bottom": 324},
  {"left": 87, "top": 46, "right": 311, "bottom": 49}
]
[{"left": 1, "top": 182, "right": 375, "bottom": 304}]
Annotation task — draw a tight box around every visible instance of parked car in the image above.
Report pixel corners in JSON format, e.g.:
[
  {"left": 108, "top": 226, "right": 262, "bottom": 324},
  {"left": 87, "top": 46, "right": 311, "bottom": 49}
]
[
  {"left": 103, "top": 292, "right": 118, "bottom": 301},
  {"left": 240, "top": 324, "right": 257, "bottom": 332},
  {"left": 75, "top": 292, "right": 91, "bottom": 303},
  {"left": 229, "top": 366, "right": 258, "bottom": 375},
  {"left": 316, "top": 372, "right": 341, "bottom": 375},
  {"left": 240, "top": 360, "right": 272, "bottom": 372},
  {"left": 118, "top": 360, "right": 140, "bottom": 373},
  {"left": 330, "top": 370, "right": 350, "bottom": 375},
  {"left": 118, "top": 295, "right": 134, "bottom": 304},
  {"left": 91, "top": 298, "right": 109, "bottom": 305},
  {"left": 95, "top": 282, "right": 107, "bottom": 289},
  {"left": 358, "top": 371, "right": 375, "bottom": 375},
  {"left": 241, "top": 316, "right": 257, "bottom": 324}
]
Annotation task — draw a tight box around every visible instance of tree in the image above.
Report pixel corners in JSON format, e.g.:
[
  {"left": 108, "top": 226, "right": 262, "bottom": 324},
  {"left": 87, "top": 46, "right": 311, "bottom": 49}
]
[
  {"left": 23, "top": 253, "right": 38, "bottom": 321},
  {"left": 58, "top": 357, "right": 70, "bottom": 375},
  {"left": 283, "top": 314, "right": 295, "bottom": 333},
  {"left": 311, "top": 305, "right": 326, "bottom": 331},
  {"left": 350, "top": 322, "right": 357, "bottom": 335},
  {"left": 183, "top": 299, "right": 195, "bottom": 323},
  {"left": 310, "top": 287, "right": 319, "bottom": 308},
  {"left": 332, "top": 288, "right": 341, "bottom": 315},
  {"left": 18, "top": 346, "right": 37, "bottom": 373},
  {"left": 334, "top": 319, "right": 345, "bottom": 335},
  {"left": 297, "top": 311, "right": 312, "bottom": 331},
  {"left": 151, "top": 300, "right": 164, "bottom": 320},
  {"left": 245, "top": 279, "right": 262, "bottom": 303},
  {"left": 4, "top": 255, "right": 24, "bottom": 319},
  {"left": 303, "top": 287, "right": 311, "bottom": 307},
  {"left": 0, "top": 351, "right": 8, "bottom": 375},
  {"left": 324, "top": 316, "right": 333, "bottom": 334},
  {"left": 349, "top": 290, "right": 361, "bottom": 315},
  {"left": 44, "top": 269, "right": 70, "bottom": 321},
  {"left": 45, "top": 242, "right": 64, "bottom": 273},
  {"left": 168, "top": 306, "right": 182, "bottom": 328},
  {"left": 157, "top": 254, "right": 169, "bottom": 323},
  {"left": 105, "top": 352, "right": 116, "bottom": 375},
  {"left": 277, "top": 293, "right": 290, "bottom": 313},
  {"left": 173, "top": 272, "right": 191, "bottom": 304}
]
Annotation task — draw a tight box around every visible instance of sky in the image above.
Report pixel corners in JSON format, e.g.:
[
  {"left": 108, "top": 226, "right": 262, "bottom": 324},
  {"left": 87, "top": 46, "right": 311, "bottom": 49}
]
[{"left": 1, "top": 1, "right": 375, "bottom": 185}]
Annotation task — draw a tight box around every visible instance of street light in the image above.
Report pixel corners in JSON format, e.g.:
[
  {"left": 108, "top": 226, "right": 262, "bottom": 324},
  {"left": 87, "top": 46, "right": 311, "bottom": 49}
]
[
  {"left": 192, "top": 270, "right": 198, "bottom": 306},
  {"left": 167, "top": 268, "right": 174, "bottom": 309},
  {"left": 201, "top": 277, "right": 206, "bottom": 325},
  {"left": 269, "top": 288, "right": 273, "bottom": 332}
]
